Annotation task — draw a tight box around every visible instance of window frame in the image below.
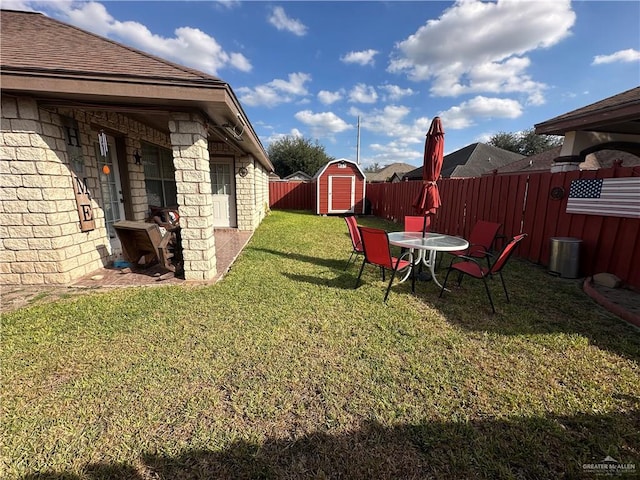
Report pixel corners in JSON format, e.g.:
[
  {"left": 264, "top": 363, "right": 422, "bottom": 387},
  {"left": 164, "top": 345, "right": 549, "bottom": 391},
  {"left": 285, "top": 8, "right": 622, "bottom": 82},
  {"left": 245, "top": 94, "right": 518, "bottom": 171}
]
[{"left": 142, "top": 142, "right": 177, "bottom": 207}]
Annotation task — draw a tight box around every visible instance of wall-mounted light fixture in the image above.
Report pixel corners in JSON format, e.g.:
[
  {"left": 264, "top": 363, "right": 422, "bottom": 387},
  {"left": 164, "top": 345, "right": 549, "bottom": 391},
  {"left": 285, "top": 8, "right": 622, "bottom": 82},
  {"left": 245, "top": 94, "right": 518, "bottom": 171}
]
[
  {"left": 238, "top": 166, "right": 249, "bottom": 177},
  {"left": 134, "top": 149, "right": 142, "bottom": 165},
  {"left": 222, "top": 121, "right": 244, "bottom": 141}
]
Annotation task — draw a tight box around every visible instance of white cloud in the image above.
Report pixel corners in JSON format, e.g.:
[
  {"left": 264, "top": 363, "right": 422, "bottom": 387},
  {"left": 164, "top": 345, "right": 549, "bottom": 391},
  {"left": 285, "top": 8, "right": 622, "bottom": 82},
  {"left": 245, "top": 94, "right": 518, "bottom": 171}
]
[
  {"left": 592, "top": 49, "right": 640, "bottom": 65},
  {"left": 294, "top": 110, "right": 353, "bottom": 138},
  {"left": 318, "top": 90, "right": 344, "bottom": 105},
  {"left": 265, "top": 129, "right": 304, "bottom": 147},
  {"left": 349, "top": 105, "right": 432, "bottom": 146},
  {"left": 269, "top": 72, "right": 311, "bottom": 95},
  {"left": 439, "top": 96, "right": 523, "bottom": 129},
  {"left": 379, "top": 84, "right": 416, "bottom": 101},
  {"left": 348, "top": 84, "right": 378, "bottom": 104},
  {"left": 366, "top": 142, "right": 422, "bottom": 166},
  {"left": 268, "top": 6, "right": 307, "bottom": 36},
  {"left": 238, "top": 72, "right": 311, "bottom": 107},
  {"left": 214, "top": 0, "right": 240, "bottom": 10},
  {"left": 43, "top": 1, "right": 251, "bottom": 76},
  {"left": 1, "top": 0, "right": 38, "bottom": 12},
  {"left": 388, "top": 0, "right": 575, "bottom": 104},
  {"left": 340, "top": 49, "right": 379, "bottom": 66},
  {"left": 347, "top": 105, "right": 441, "bottom": 165}
]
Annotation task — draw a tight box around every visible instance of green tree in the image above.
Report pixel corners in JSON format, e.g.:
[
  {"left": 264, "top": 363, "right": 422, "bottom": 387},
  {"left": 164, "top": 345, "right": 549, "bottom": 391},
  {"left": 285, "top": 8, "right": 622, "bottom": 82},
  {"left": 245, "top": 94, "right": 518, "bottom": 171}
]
[
  {"left": 488, "top": 128, "right": 562, "bottom": 156},
  {"left": 364, "top": 162, "right": 382, "bottom": 173},
  {"left": 268, "top": 136, "right": 334, "bottom": 177}
]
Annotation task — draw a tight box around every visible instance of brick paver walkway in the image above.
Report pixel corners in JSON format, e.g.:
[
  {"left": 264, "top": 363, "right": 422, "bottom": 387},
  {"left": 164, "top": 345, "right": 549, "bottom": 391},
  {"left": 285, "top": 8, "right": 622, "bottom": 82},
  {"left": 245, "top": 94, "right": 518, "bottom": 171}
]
[{"left": 1, "top": 229, "right": 252, "bottom": 313}]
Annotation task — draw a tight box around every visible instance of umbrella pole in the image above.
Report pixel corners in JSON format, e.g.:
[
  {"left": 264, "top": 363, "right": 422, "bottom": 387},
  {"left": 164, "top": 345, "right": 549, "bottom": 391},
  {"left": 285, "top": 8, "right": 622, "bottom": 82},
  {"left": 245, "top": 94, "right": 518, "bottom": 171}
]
[{"left": 422, "top": 214, "right": 428, "bottom": 238}]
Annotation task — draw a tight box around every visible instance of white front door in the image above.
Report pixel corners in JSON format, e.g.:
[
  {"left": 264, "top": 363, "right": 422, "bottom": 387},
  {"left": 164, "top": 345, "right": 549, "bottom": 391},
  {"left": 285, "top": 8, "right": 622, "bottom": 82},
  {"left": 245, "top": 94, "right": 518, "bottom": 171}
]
[
  {"left": 96, "top": 135, "right": 125, "bottom": 255},
  {"left": 210, "top": 159, "right": 237, "bottom": 227}
]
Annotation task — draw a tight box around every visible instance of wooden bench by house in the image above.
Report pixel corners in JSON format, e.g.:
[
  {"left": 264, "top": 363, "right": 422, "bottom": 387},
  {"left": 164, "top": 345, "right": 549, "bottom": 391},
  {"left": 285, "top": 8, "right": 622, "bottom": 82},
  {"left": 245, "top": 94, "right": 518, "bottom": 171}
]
[{"left": 113, "top": 221, "right": 176, "bottom": 272}]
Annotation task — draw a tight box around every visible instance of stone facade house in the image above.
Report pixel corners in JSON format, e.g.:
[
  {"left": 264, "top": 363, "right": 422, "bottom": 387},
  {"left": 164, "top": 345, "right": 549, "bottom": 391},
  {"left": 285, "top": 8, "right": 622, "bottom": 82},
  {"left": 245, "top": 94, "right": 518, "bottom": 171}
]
[{"left": 1, "top": 10, "right": 273, "bottom": 285}]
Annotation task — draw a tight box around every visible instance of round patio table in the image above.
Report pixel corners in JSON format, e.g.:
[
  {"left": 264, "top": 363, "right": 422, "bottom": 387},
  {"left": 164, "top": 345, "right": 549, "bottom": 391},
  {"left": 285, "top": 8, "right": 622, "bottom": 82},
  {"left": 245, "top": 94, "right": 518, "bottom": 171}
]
[{"left": 388, "top": 231, "right": 469, "bottom": 290}]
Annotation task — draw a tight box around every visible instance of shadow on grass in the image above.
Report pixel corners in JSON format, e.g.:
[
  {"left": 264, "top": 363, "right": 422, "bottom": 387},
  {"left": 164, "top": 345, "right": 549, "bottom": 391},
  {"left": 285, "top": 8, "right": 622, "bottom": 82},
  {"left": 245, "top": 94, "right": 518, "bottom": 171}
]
[
  {"left": 250, "top": 247, "right": 347, "bottom": 271},
  {"left": 21, "top": 409, "right": 639, "bottom": 479},
  {"left": 428, "top": 261, "right": 640, "bottom": 364},
  {"left": 22, "top": 408, "right": 640, "bottom": 480},
  {"left": 282, "top": 271, "right": 359, "bottom": 290}
]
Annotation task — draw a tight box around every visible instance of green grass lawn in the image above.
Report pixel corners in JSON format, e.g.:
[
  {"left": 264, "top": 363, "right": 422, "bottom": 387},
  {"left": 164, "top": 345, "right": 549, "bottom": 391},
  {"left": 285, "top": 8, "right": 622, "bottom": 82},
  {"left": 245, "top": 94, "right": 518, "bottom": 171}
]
[{"left": 2, "top": 210, "right": 639, "bottom": 479}]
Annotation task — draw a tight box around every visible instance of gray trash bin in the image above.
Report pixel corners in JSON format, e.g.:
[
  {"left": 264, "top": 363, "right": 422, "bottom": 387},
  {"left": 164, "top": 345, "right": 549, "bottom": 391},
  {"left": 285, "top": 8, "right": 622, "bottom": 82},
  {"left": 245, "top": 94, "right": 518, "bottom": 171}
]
[{"left": 549, "top": 237, "right": 582, "bottom": 278}]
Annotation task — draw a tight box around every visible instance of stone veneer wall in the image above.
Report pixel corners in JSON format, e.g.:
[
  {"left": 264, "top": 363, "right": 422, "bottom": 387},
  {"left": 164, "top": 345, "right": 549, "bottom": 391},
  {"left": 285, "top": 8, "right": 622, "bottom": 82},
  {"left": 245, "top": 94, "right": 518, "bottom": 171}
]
[
  {"left": 234, "top": 156, "right": 270, "bottom": 231},
  {"left": 234, "top": 155, "right": 255, "bottom": 231},
  {"left": 169, "top": 113, "right": 216, "bottom": 281},
  {"left": 254, "top": 161, "right": 270, "bottom": 226},
  {"left": 2, "top": 94, "right": 266, "bottom": 285},
  {"left": 0, "top": 94, "right": 170, "bottom": 285}
]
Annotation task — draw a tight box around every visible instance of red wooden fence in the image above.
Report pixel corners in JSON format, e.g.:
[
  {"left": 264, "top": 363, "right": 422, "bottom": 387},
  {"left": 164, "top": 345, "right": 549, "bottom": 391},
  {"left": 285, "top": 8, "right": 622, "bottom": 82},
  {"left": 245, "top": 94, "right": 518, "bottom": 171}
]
[
  {"left": 269, "top": 181, "right": 315, "bottom": 211},
  {"left": 269, "top": 166, "right": 640, "bottom": 290}
]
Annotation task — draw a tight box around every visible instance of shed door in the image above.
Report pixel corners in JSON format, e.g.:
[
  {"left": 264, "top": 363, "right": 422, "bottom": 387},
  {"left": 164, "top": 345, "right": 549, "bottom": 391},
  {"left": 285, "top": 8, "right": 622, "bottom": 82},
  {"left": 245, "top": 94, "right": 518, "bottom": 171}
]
[
  {"left": 328, "top": 175, "right": 355, "bottom": 213},
  {"left": 210, "top": 159, "right": 237, "bottom": 228}
]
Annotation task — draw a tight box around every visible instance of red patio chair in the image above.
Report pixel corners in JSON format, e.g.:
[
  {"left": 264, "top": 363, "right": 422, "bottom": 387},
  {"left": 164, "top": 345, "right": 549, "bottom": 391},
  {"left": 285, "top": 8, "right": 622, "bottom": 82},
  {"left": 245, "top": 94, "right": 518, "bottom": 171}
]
[
  {"left": 439, "top": 234, "right": 527, "bottom": 313},
  {"left": 401, "top": 215, "right": 431, "bottom": 280},
  {"left": 355, "top": 226, "right": 413, "bottom": 303},
  {"left": 404, "top": 215, "right": 430, "bottom": 233},
  {"left": 444, "top": 220, "right": 502, "bottom": 269},
  {"left": 343, "top": 215, "right": 364, "bottom": 269}
]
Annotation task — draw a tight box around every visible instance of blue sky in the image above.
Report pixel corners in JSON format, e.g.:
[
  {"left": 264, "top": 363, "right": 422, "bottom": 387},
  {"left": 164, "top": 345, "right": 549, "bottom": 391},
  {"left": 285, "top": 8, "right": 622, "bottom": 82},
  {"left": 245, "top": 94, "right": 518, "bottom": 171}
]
[{"left": 7, "top": 1, "right": 640, "bottom": 169}]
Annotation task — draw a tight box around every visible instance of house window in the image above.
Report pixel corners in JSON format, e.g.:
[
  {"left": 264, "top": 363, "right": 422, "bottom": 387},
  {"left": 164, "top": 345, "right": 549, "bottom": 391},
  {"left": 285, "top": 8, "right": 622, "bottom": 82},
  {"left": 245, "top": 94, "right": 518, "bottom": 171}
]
[
  {"left": 142, "top": 142, "right": 177, "bottom": 207},
  {"left": 210, "top": 163, "right": 232, "bottom": 195}
]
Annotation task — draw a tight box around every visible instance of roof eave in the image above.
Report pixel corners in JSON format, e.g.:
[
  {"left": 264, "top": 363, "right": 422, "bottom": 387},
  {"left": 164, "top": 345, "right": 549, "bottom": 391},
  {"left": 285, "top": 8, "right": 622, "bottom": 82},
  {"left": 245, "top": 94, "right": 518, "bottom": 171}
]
[
  {"left": 535, "top": 103, "right": 640, "bottom": 135},
  {"left": 2, "top": 71, "right": 272, "bottom": 170}
]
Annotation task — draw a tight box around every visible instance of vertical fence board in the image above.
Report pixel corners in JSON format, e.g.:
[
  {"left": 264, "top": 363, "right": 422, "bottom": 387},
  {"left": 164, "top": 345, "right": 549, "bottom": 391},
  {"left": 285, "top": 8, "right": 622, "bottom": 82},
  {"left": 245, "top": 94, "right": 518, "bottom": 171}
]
[
  {"left": 521, "top": 173, "right": 540, "bottom": 260},
  {"left": 565, "top": 169, "right": 587, "bottom": 245},
  {"left": 502, "top": 174, "right": 524, "bottom": 242}
]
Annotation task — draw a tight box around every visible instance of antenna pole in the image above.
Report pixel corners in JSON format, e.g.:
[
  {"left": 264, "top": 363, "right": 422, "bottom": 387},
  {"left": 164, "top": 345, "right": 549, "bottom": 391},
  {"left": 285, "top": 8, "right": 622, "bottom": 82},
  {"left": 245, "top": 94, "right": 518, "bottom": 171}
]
[{"left": 356, "top": 116, "right": 361, "bottom": 165}]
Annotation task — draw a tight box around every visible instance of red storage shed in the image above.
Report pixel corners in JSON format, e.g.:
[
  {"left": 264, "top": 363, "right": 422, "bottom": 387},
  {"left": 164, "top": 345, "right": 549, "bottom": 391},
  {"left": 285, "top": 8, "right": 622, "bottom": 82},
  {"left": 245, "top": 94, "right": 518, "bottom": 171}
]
[{"left": 314, "top": 158, "right": 366, "bottom": 215}]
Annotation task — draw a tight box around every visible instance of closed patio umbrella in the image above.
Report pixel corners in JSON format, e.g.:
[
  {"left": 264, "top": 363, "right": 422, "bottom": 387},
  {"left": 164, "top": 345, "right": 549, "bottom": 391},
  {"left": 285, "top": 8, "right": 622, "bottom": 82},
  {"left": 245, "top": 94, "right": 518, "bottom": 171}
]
[{"left": 412, "top": 116, "right": 444, "bottom": 237}]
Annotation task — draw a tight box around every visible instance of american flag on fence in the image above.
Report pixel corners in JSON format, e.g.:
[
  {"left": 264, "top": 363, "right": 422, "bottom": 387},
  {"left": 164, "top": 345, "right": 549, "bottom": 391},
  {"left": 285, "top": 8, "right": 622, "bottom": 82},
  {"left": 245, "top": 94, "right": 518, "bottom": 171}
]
[{"left": 566, "top": 177, "right": 640, "bottom": 219}]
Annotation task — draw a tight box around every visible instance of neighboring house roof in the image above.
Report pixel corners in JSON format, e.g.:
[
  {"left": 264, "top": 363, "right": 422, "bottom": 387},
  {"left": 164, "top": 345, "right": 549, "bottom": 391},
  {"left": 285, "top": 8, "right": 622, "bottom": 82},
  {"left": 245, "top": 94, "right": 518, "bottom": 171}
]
[
  {"left": 403, "top": 143, "right": 524, "bottom": 179},
  {"left": 496, "top": 146, "right": 640, "bottom": 174},
  {"left": 494, "top": 147, "right": 562, "bottom": 174},
  {"left": 313, "top": 158, "right": 366, "bottom": 179},
  {"left": 388, "top": 172, "right": 405, "bottom": 183},
  {"left": 284, "top": 171, "right": 313, "bottom": 181},
  {"left": 366, "top": 162, "right": 416, "bottom": 182},
  {"left": 535, "top": 86, "right": 640, "bottom": 136},
  {"left": 0, "top": 9, "right": 273, "bottom": 171}
]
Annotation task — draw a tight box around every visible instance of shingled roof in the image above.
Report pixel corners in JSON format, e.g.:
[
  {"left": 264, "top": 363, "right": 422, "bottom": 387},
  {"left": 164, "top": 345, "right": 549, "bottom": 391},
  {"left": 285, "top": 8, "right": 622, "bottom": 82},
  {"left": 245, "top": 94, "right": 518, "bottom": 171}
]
[
  {"left": 495, "top": 146, "right": 640, "bottom": 174},
  {"left": 404, "top": 143, "right": 524, "bottom": 180},
  {"left": 0, "top": 9, "right": 271, "bottom": 170},
  {"left": 366, "top": 162, "right": 416, "bottom": 182},
  {"left": 1, "top": 9, "right": 220, "bottom": 84},
  {"left": 535, "top": 86, "right": 640, "bottom": 136}
]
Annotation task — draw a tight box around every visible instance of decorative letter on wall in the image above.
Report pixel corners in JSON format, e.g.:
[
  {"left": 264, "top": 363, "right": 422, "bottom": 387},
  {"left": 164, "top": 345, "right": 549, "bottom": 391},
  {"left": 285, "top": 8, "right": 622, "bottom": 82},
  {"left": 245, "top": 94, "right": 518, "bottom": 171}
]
[
  {"left": 62, "top": 116, "right": 95, "bottom": 232},
  {"left": 72, "top": 172, "right": 96, "bottom": 231}
]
